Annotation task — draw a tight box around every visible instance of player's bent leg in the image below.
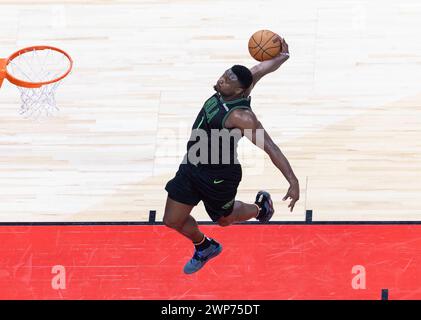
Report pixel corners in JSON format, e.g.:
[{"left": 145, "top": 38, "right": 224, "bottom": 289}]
[
  {"left": 217, "top": 201, "right": 259, "bottom": 226},
  {"left": 164, "top": 196, "right": 222, "bottom": 274},
  {"left": 217, "top": 191, "right": 275, "bottom": 226},
  {"left": 163, "top": 196, "right": 203, "bottom": 243}
]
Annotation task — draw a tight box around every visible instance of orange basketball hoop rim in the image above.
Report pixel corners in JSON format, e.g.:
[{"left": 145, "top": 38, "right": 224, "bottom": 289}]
[{"left": 0, "top": 45, "right": 73, "bottom": 89}]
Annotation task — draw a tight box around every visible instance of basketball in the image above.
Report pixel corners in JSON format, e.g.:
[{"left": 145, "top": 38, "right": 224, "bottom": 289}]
[{"left": 248, "top": 29, "right": 281, "bottom": 61}]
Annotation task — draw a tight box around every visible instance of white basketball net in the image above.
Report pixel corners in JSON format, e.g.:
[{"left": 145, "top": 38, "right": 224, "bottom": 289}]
[{"left": 6, "top": 48, "right": 71, "bottom": 119}]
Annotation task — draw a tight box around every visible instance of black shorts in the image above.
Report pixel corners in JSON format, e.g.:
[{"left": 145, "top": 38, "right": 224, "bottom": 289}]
[{"left": 165, "top": 163, "right": 242, "bottom": 222}]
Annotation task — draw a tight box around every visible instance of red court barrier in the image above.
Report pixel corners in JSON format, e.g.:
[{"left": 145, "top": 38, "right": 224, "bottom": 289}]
[{"left": 0, "top": 224, "right": 420, "bottom": 299}]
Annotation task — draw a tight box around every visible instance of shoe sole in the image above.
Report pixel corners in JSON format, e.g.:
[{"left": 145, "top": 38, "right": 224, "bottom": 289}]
[
  {"left": 183, "top": 244, "right": 223, "bottom": 275},
  {"left": 257, "top": 191, "right": 275, "bottom": 223}
]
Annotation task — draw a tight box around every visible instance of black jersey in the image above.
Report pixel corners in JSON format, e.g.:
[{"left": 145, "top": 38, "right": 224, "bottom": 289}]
[{"left": 185, "top": 93, "right": 252, "bottom": 166}]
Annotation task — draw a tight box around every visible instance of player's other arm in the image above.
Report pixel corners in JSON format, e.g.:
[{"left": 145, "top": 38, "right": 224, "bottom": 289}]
[
  {"left": 249, "top": 37, "right": 290, "bottom": 89},
  {"left": 226, "top": 110, "right": 300, "bottom": 211}
]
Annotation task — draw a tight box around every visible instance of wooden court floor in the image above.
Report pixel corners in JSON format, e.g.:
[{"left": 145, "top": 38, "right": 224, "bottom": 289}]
[{"left": 0, "top": 0, "right": 420, "bottom": 222}]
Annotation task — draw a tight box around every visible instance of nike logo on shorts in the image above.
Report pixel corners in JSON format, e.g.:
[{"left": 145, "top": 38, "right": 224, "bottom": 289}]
[{"left": 213, "top": 179, "right": 224, "bottom": 184}]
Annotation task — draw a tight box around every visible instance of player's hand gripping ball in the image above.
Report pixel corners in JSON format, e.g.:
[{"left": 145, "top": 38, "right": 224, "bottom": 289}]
[{"left": 248, "top": 29, "right": 282, "bottom": 61}]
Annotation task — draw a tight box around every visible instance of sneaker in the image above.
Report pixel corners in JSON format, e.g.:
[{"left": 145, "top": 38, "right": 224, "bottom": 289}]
[
  {"left": 183, "top": 239, "right": 222, "bottom": 274},
  {"left": 255, "top": 190, "right": 275, "bottom": 223}
]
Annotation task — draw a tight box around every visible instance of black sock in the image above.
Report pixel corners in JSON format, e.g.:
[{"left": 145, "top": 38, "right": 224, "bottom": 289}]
[{"left": 194, "top": 235, "right": 211, "bottom": 251}]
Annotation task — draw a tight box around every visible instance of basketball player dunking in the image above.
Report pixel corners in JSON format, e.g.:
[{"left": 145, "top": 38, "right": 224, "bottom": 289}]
[{"left": 164, "top": 37, "right": 299, "bottom": 274}]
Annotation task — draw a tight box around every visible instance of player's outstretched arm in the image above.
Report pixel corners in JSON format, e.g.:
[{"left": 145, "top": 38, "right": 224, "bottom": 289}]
[
  {"left": 225, "top": 109, "right": 300, "bottom": 211},
  {"left": 249, "top": 37, "right": 290, "bottom": 88}
]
